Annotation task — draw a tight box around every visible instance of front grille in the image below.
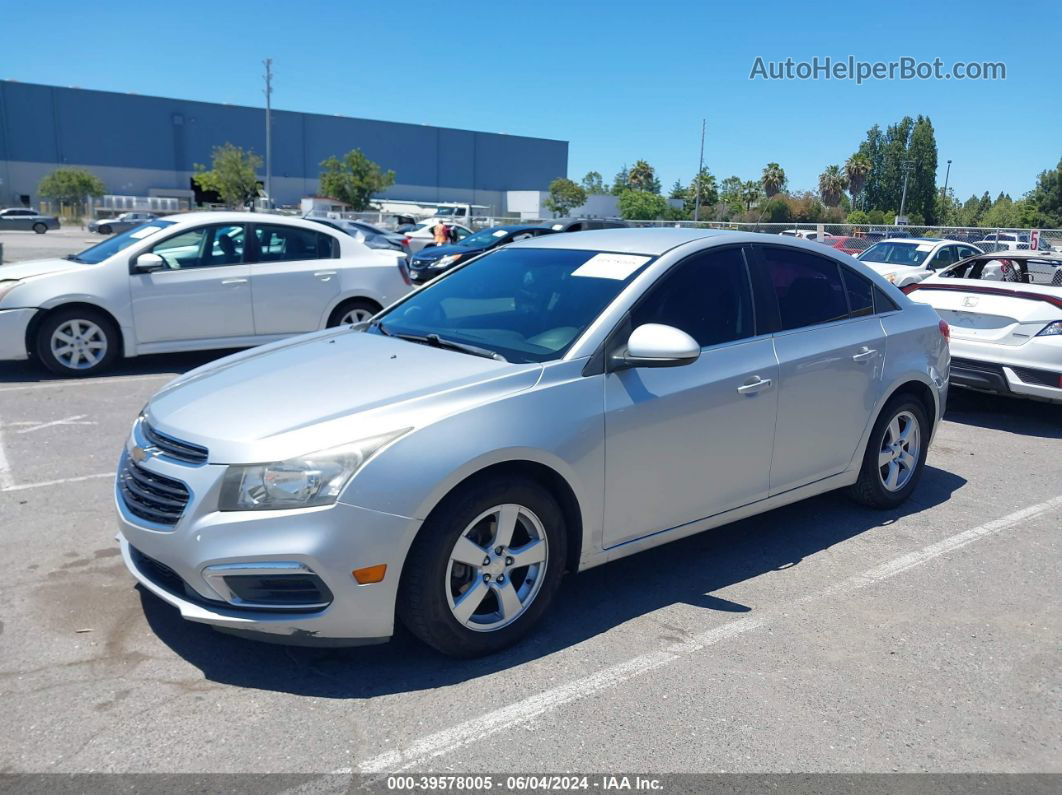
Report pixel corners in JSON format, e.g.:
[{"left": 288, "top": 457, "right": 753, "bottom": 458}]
[
  {"left": 1011, "top": 365, "right": 1061, "bottom": 388},
  {"left": 142, "top": 421, "right": 208, "bottom": 465},
  {"left": 130, "top": 546, "right": 187, "bottom": 594},
  {"left": 119, "top": 455, "right": 191, "bottom": 526}
]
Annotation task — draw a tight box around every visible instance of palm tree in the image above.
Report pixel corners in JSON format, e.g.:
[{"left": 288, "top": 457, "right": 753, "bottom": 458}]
[
  {"left": 627, "top": 160, "right": 657, "bottom": 193},
  {"left": 818, "top": 164, "right": 848, "bottom": 207},
  {"left": 741, "top": 180, "right": 762, "bottom": 211},
  {"left": 844, "top": 154, "right": 872, "bottom": 209},
  {"left": 761, "top": 162, "right": 786, "bottom": 197}
]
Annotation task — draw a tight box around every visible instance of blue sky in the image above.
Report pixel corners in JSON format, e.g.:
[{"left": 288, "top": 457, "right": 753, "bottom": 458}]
[{"left": 4, "top": 0, "right": 1058, "bottom": 200}]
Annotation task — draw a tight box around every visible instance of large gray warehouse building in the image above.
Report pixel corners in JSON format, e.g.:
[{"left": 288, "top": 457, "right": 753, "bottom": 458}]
[{"left": 0, "top": 80, "right": 568, "bottom": 214}]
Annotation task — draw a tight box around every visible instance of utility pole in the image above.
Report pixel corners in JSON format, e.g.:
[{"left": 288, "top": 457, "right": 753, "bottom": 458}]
[
  {"left": 940, "top": 159, "right": 952, "bottom": 202},
  {"left": 692, "top": 118, "right": 706, "bottom": 223},
  {"left": 897, "top": 160, "right": 912, "bottom": 223},
  {"left": 263, "top": 58, "right": 273, "bottom": 210}
]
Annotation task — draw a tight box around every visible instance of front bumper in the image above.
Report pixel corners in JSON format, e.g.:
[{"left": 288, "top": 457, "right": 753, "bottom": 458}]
[
  {"left": 949, "top": 336, "right": 1062, "bottom": 403},
  {"left": 115, "top": 449, "right": 422, "bottom": 643},
  {"left": 0, "top": 308, "right": 35, "bottom": 360}
]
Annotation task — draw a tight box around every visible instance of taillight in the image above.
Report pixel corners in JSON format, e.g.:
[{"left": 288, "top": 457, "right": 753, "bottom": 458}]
[
  {"left": 938, "top": 319, "right": 950, "bottom": 341},
  {"left": 402, "top": 236, "right": 411, "bottom": 248},
  {"left": 398, "top": 258, "right": 412, "bottom": 286},
  {"left": 900, "top": 284, "right": 918, "bottom": 295}
]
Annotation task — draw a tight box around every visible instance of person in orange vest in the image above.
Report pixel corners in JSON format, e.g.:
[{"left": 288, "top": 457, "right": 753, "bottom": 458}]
[{"left": 433, "top": 220, "right": 450, "bottom": 246}]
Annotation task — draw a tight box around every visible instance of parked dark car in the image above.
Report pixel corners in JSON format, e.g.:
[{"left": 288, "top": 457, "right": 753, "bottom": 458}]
[
  {"left": 408, "top": 225, "right": 557, "bottom": 284},
  {"left": 546, "top": 217, "right": 628, "bottom": 233},
  {"left": 0, "top": 207, "right": 60, "bottom": 233},
  {"left": 306, "top": 217, "right": 408, "bottom": 253}
]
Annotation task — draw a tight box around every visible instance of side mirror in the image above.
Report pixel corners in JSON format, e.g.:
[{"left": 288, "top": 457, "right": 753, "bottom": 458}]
[
  {"left": 133, "top": 252, "right": 166, "bottom": 273},
  {"left": 610, "top": 323, "right": 700, "bottom": 370}
]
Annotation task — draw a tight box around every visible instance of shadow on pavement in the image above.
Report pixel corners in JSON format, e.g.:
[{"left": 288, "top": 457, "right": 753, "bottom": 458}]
[
  {"left": 944, "top": 387, "right": 1061, "bottom": 439},
  {"left": 141, "top": 464, "right": 966, "bottom": 698}
]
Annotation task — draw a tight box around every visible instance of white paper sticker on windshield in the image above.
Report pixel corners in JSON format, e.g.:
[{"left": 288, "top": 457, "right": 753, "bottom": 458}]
[
  {"left": 915, "top": 243, "right": 934, "bottom": 252},
  {"left": 492, "top": 229, "right": 509, "bottom": 237},
  {"left": 130, "top": 225, "right": 164, "bottom": 239},
  {"left": 572, "top": 253, "right": 650, "bottom": 280}
]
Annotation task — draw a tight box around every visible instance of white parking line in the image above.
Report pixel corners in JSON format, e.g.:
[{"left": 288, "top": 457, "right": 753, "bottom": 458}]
[
  {"left": 0, "top": 373, "right": 173, "bottom": 393},
  {"left": 355, "top": 495, "right": 1062, "bottom": 775},
  {"left": 0, "top": 472, "right": 114, "bottom": 493},
  {"left": 15, "top": 414, "right": 96, "bottom": 434},
  {"left": 0, "top": 414, "right": 13, "bottom": 491}
]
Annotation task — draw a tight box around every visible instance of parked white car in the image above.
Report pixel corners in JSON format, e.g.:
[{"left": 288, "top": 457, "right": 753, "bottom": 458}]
[
  {"left": 779, "top": 229, "right": 833, "bottom": 242},
  {"left": 0, "top": 212, "right": 413, "bottom": 376},
  {"left": 401, "top": 220, "right": 473, "bottom": 254},
  {"left": 906, "top": 251, "right": 1062, "bottom": 403},
  {"left": 857, "top": 238, "right": 982, "bottom": 287}
]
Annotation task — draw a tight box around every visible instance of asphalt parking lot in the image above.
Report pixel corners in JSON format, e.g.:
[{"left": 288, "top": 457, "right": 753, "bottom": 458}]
[
  {"left": 0, "top": 226, "right": 96, "bottom": 265},
  {"left": 0, "top": 352, "right": 1059, "bottom": 777}
]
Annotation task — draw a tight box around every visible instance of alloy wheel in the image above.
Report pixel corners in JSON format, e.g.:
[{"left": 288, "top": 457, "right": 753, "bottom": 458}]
[
  {"left": 50, "top": 319, "right": 107, "bottom": 370},
  {"left": 877, "top": 410, "right": 921, "bottom": 492},
  {"left": 341, "top": 307, "right": 374, "bottom": 325}
]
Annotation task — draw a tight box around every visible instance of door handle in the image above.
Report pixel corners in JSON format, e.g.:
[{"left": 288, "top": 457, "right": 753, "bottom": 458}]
[
  {"left": 737, "top": 377, "right": 772, "bottom": 395},
  {"left": 852, "top": 347, "right": 878, "bottom": 362},
  {"left": 220, "top": 278, "right": 248, "bottom": 286},
  {"left": 314, "top": 270, "right": 337, "bottom": 280}
]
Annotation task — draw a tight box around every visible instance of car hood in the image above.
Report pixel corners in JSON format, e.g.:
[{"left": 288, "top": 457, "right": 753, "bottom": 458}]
[
  {"left": 412, "top": 243, "right": 485, "bottom": 262},
  {"left": 0, "top": 258, "right": 82, "bottom": 281},
  {"left": 146, "top": 328, "right": 543, "bottom": 464}
]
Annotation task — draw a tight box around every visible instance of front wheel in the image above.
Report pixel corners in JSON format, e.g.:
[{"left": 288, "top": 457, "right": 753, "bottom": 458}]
[
  {"left": 849, "top": 396, "right": 929, "bottom": 509},
  {"left": 35, "top": 308, "right": 120, "bottom": 376},
  {"left": 97, "top": 224, "right": 112, "bottom": 235},
  {"left": 399, "top": 477, "right": 567, "bottom": 657},
  {"left": 33, "top": 222, "right": 47, "bottom": 234},
  {"left": 327, "top": 298, "right": 381, "bottom": 327}
]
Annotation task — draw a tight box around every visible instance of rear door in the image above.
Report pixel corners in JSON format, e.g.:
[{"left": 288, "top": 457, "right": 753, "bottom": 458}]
[
  {"left": 751, "top": 245, "right": 886, "bottom": 495},
  {"left": 248, "top": 222, "right": 342, "bottom": 335}
]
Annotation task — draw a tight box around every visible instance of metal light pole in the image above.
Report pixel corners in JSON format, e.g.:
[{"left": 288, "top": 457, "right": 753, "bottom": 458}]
[
  {"left": 263, "top": 58, "right": 273, "bottom": 210},
  {"left": 693, "top": 118, "right": 706, "bottom": 223},
  {"left": 898, "top": 160, "right": 912, "bottom": 223},
  {"left": 940, "top": 159, "right": 952, "bottom": 201}
]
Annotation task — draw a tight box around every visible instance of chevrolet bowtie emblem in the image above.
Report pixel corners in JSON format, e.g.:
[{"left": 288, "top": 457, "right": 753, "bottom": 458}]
[{"left": 131, "top": 445, "right": 151, "bottom": 464}]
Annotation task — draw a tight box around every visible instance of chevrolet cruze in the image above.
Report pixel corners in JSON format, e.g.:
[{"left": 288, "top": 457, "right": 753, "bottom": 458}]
[{"left": 116, "top": 229, "right": 949, "bottom": 657}]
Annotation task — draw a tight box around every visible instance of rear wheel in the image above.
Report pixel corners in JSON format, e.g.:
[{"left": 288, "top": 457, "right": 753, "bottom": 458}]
[
  {"left": 399, "top": 477, "right": 567, "bottom": 657},
  {"left": 98, "top": 224, "right": 112, "bottom": 235},
  {"left": 32, "top": 222, "right": 47, "bottom": 234},
  {"left": 327, "top": 298, "right": 381, "bottom": 327},
  {"left": 35, "top": 307, "right": 120, "bottom": 376},
  {"left": 849, "top": 396, "right": 929, "bottom": 509}
]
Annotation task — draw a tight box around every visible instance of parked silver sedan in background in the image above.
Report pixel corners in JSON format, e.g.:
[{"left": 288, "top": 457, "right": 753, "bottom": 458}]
[
  {"left": 116, "top": 229, "right": 948, "bottom": 657},
  {"left": 0, "top": 207, "right": 60, "bottom": 233},
  {"left": 89, "top": 211, "right": 158, "bottom": 235}
]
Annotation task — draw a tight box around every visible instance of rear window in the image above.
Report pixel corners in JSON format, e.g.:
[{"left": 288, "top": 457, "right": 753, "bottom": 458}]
[
  {"left": 858, "top": 242, "right": 930, "bottom": 267},
  {"left": 942, "top": 257, "right": 1062, "bottom": 286}
]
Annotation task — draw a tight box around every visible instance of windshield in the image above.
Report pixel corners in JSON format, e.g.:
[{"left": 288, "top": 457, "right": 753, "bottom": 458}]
[
  {"left": 858, "top": 242, "right": 929, "bottom": 267},
  {"left": 942, "top": 256, "right": 1062, "bottom": 285},
  {"left": 371, "top": 247, "right": 654, "bottom": 363},
  {"left": 459, "top": 227, "right": 512, "bottom": 248},
  {"left": 68, "top": 221, "right": 175, "bottom": 264}
]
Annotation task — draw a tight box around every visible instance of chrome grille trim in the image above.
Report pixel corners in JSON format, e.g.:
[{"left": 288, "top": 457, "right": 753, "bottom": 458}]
[
  {"left": 141, "top": 420, "right": 208, "bottom": 465},
  {"left": 118, "top": 454, "right": 191, "bottom": 526}
]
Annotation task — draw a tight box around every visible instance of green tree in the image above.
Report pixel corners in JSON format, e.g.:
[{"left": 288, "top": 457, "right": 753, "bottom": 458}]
[
  {"left": 880, "top": 116, "right": 915, "bottom": 215},
  {"left": 669, "top": 180, "right": 687, "bottom": 200},
  {"left": 761, "top": 162, "right": 787, "bottom": 197},
  {"left": 760, "top": 197, "right": 792, "bottom": 222},
  {"left": 686, "top": 167, "right": 718, "bottom": 212},
  {"left": 981, "top": 192, "right": 1021, "bottom": 228},
  {"left": 193, "top": 143, "right": 262, "bottom": 209},
  {"left": 817, "top": 164, "right": 848, "bottom": 207},
  {"left": 1023, "top": 158, "right": 1062, "bottom": 227},
  {"left": 956, "top": 194, "right": 983, "bottom": 227},
  {"left": 907, "top": 116, "right": 938, "bottom": 223},
  {"left": 543, "top": 177, "right": 587, "bottom": 217},
  {"left": 741, "top": 180, "right": 762, "bottom": 211},
  {"left": 627, "top": 160, "right": 660, "bottom": 193},
  {"left": 720, "top": 176, "right": 743, "bottom": 206},
  {"left": 844, "top": 153, "right": 872, "bottom": 209},
  {"left": 581, "top": 171, "right": 607, "bottom": 195},
  {"left": 611, "top": 165, "right": 630, "bottom": 195},
  {"left": 318, "top": 149, "right": 395, "bottom": 211},
  {"left": 856, "top": 125, "right": 886, "bottom": 211},
  {"left": 866, "top": 209, "right": 886, "bottom": 225},
  {"left": 617, "top": 189, "right": 669, "bottom": 220},
  {"left": 847, "top": 209, "right": 870, "bottom": 225},
  {"left": 37, "top": 167, "right": 105, "bottom": 217}
]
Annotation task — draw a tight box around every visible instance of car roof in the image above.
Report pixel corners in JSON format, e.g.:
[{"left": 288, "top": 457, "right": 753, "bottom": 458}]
[
  {"left": 877, "top": 237, "right": 958, "bottom": 245},
  {"left": 157, "top": 211, "right": 330, "bottom": 231},
  {"left": 964, "top": 250, "right": 1062, "bottom": 261},
  {"left": 508, "top": 227, "right": 738, "bottom": 255}
]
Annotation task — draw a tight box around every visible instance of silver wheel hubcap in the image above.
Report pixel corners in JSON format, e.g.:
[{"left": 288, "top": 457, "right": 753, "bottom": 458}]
[
  {"left": 50, "top": 319, "right": 107, "bottom": 370},
  {"left": 445, "top": 504, "right": 549, "bottom": 632},
  {"left": 341, "top": 308, "right": 373, "bottom": 325},
  {"left": 877, "top": 410, "right": 921, "bottom": 492}
]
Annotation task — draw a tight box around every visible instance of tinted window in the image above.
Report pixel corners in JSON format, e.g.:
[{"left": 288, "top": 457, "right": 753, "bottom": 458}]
[
  {"left": 873, "top": 285, "right": 899, "bottom": 313},
  {"left": 254, "top": 224, "right": 335, "bottom": 262},
  {"left": 631, "top": 248, "right": 753, "bottom": 348},
  {"left": 151, "top": 224, "right": 244, "bottom": 269},
  {"left": 932, "top": 246, "right": 958, "bottom": 269},
  {"left": 841, "top": 267, "right": 873, "bottom": 317},
  {"left": 762, "top": 247, "right": 849, "bottom": 330},
  {"left": 858, "top": 241, "right": 930, "bottom": 266}
]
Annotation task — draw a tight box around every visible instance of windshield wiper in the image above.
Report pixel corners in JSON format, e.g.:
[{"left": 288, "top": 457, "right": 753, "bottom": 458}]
[
  {"left": 63, "top": 254, "right": 87, "bottom": 263},
  {"left": 391, "top": 331, "right": 506, "bottom": 361}
]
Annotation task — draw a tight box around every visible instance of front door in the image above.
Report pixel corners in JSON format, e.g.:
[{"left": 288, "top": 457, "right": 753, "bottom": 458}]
[
  {"left": 130, "top": 223, "right": 255, "bottom": 344},
  {"left": 603, "top": 247, "right": 778, "bottom": 548}
]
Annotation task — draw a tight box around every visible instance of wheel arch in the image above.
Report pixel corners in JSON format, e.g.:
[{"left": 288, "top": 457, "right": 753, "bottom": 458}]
[
  {"left": 323, "top": 294, "right": 384, "bottom": 327},
  {"left": 25, "top": 301, "right": 126, "bottom": 359}
]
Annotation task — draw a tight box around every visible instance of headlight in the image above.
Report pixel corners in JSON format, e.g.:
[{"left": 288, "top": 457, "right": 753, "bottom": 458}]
[
  {"left": 0, "top": 280, "right": 23, "bottom": 302},
  {"left": 431, "top": 253, "right": 462, "bottom": 269},
  {"left": 1036, "top": 321, "right": 1062, "bottom": 337},
  {"left": 218, "top": 429, "right": 410, "bottom": 511}
]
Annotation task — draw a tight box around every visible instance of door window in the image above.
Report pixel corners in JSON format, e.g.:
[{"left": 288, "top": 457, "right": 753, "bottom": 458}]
[
  {"left": 761, "top": 247, "right": 850, "bottom": 330},
  {"left": 931, "top": 246, "right": 958, "bottom": 270},
  {"left": 253, "top": 224, "right": 337, "bottom": 262},
  {"left": 631, "top": 248, "right": 754, "bottom": 348},
  {"left": 150, "top": 224, "right": 245, "bottom": 269},
  {"left": 840, "top": 267, "right": 874, "bottom": 317}
]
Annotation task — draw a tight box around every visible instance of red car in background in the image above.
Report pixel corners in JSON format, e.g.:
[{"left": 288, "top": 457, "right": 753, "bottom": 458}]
[{"left": 824, "top": 236, "right": 872, "bottom": 256}]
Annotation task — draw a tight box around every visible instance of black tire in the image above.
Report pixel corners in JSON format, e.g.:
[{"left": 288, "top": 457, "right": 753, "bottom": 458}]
[
  {"left": 848, "top": 395, "right": 930, "bottom": 509},
  {"left": 32, "top": 222, "right": 47, "bottom": 234},
  {"left": 326, "top": 298, "right": 381, "bottom": 327},
  {"left": 398, "top": 476, "right": 568, "bottom": 657},
  {"left": 98, "top": 224, "right": 112, "bottom": 235},
  {"left": 35, "top": 307, "right": 120, "bottom": 377}
]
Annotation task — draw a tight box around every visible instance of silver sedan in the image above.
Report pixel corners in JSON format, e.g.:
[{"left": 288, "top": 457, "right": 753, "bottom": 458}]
[{"left": 115, "top": 229, "right": 949, "bottom": 656}]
